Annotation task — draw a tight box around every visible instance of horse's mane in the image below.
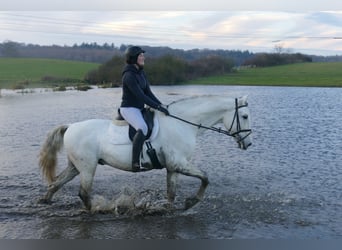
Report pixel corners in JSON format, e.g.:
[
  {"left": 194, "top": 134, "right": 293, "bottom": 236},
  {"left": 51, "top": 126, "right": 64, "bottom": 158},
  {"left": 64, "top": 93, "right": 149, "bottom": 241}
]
[
  {"left": 166, "top": 95, "right": 233, "bottom": 119},
  {"left": 168, "top": 95, "right": 219, "bottom": 107}
]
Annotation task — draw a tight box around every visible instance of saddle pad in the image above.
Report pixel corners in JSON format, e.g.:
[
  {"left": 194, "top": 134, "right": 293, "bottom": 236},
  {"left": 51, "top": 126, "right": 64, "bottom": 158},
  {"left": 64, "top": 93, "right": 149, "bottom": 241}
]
[{"left": 108, "top": 115, "right": 159, "bottom": 145}]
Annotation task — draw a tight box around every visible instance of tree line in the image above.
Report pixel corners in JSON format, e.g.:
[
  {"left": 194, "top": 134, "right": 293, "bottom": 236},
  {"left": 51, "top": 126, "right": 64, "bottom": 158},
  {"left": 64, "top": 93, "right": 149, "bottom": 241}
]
[
  {"left": 84, "top": 48, "right": 316, "bottom": 86},
  {"left": 242, "top": 52, "right": 313, "bottom": 67},
  {"left": 85, "top": 54, "right": 235, "bottom": 85},
  {"left": 1, "top": 41, "right": 341, "bottom": 65},
  {"left": 0, "top": 41, "right": 253, "bottom": 65},
  {"left": 2, "top": 40, "right": 342, "bottom": 86},
  {"left": 0, "top": 41, "right": 119, "bottom": 63}
]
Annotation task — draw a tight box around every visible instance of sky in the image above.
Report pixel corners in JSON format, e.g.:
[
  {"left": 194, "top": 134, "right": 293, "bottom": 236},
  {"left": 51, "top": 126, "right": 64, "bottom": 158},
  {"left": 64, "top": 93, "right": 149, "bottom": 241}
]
[{"left": 1, "top": 0, "right": 341, "bottom": 56}]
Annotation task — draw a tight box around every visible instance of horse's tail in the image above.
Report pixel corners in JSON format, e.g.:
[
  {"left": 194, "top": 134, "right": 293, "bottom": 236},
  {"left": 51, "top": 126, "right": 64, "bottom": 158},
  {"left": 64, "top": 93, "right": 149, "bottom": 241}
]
[{"left": 39, "top": 125, "right": 68, "bottom": 184}]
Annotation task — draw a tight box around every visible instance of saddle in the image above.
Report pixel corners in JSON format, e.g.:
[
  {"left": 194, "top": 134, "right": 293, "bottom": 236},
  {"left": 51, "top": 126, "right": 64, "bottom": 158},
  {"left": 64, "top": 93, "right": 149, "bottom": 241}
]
[
  {"left": 115, "top": 108, "right": 163, "bottom": 169},
  {"left": 116, "top": 108, "right": 155, "bottom": 141}
]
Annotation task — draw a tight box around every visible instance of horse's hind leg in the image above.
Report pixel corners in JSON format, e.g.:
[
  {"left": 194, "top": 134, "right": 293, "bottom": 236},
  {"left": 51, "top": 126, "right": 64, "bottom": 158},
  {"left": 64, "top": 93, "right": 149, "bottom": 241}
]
[
  {"left": 40, "top": 159, "right": 79, "bottom": 204},
  {"left": 78, "top": 165, "right": 96, "bottom": 210}
]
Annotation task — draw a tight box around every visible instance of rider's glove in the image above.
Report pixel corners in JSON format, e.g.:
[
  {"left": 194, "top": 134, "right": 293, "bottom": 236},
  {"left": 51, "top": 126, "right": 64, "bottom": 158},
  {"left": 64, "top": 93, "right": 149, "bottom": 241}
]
[{"left": 157, "top": 105, "right": 170, "bottom": 116}]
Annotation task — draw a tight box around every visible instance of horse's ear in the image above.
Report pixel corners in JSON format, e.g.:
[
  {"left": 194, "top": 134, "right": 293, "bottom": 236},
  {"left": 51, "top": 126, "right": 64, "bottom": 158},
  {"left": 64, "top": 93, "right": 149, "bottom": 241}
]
[{"left": 240, "top": 95, "right": 249, "bottom": 104}]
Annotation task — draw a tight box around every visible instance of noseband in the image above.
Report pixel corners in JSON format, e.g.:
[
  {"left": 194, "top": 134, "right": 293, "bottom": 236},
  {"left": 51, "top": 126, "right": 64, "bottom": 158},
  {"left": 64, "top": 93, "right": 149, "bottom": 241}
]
[{"left": 168, "top": 98, "right": 252, "bottom": 142}]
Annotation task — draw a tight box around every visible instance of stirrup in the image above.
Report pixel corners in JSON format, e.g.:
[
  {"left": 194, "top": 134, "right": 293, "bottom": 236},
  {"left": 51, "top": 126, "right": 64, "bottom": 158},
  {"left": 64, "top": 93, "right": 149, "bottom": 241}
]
[
  {"left": 132, "top": 162, "right": 151, "bottom": 172},
  {"left": 132, "top": 163, "right": 140, "bottom": 172}
]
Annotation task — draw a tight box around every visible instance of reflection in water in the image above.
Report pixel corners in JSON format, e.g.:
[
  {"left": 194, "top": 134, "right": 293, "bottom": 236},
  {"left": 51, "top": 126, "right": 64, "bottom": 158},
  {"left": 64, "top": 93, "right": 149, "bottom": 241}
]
[
  {"left": 39, "top": 214, "right": 209, "bottom": 239},
  {"left": 0, "top": 86, "right": 341, "bottom": 239}
]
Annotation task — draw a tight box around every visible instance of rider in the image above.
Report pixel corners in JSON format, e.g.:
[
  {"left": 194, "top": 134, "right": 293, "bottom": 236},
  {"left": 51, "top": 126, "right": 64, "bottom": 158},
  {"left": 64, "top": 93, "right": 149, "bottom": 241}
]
[{"left": 119, "top": 46, "right": 169, "bottom": 172}]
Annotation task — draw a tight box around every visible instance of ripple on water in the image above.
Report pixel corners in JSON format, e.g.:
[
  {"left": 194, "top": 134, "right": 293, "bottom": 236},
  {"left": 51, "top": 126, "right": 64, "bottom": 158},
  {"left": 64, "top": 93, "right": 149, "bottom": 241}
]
[{"left": 0, "top": 86, "right": 341, "bottom": 239}]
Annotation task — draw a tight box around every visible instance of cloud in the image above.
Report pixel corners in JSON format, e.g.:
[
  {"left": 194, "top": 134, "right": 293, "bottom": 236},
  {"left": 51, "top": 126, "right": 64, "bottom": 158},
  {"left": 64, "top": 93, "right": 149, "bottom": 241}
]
[
  {"left": 308, "top": 11, "right": 342, "bottom": 27},
  {"left": 1, "top": 0, "right": 342, "bottom": 11},
  {"left": 0, "top": 10, "right": 341, "bottom": 55}
]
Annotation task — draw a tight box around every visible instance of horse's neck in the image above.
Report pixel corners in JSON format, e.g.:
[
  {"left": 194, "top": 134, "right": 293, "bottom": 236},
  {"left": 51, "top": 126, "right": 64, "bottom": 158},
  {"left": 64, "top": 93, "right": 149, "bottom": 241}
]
[{"left": 169, "top": 96, "right": 234, "bottom": 127}]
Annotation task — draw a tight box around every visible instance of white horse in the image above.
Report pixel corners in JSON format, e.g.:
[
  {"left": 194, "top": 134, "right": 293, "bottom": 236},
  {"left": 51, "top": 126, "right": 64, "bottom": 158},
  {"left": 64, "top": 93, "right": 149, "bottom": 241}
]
[{"left": 39, "top": 95, "right": 252, "bottom": 210}]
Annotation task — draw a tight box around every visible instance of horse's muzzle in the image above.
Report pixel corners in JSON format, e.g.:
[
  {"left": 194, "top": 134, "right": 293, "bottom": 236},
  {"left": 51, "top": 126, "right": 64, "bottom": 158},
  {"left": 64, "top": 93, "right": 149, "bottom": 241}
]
[
  {"left": 244, "top": 142, "right": 252, "bottom": 150},
  {"left": 238, "top": 141, "right": 252, "bottom": 150}
]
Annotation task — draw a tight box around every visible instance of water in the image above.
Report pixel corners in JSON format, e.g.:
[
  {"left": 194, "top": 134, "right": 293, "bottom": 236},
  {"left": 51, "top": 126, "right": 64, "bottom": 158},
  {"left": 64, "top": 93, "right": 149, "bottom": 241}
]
[{"left": 0, "top": 85, "right": 341, "bottom": 239}]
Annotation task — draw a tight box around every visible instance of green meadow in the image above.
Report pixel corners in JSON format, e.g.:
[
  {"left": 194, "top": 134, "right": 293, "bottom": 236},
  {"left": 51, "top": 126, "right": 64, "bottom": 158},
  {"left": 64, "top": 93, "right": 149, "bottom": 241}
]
[
  {"left": 0, "top": 58, "right": 341, "bottom": 89},
  {"left": 0, "top": 58, "right": 99, "bottom": 89},
  {"left": 186, "top": 62, "right": 342, "bottom": 87}
]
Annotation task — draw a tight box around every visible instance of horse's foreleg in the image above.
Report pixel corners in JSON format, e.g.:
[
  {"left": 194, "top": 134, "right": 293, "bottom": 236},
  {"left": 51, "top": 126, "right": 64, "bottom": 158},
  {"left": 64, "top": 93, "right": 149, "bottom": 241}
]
[
  {"left": 39, "top": 160, "right": 79, "bottom": 204},
  {"left": 176, "top": 166, "right": 209, "bottom": 210},
  {"left": 166, "top": 170, "right": 179, "bottom": 207},
  {"left": 79, "top": 186, "right": 91, "bottom": 210}
]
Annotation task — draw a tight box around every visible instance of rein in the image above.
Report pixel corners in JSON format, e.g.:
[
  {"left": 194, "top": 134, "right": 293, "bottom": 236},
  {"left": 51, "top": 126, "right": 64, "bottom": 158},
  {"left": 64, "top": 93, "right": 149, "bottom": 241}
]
[
  {"left": 168, "top": 98, "right": 252, "bottom": 141},
  {"left": 169, "top": 113, "right": 232, "bottom": 136}
]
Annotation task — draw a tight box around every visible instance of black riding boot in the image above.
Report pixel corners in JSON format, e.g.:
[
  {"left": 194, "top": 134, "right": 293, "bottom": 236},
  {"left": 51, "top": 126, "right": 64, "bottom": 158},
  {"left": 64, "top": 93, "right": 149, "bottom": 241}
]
[{"left": 132, "top": 129, "right": 145, "bottom": 172}]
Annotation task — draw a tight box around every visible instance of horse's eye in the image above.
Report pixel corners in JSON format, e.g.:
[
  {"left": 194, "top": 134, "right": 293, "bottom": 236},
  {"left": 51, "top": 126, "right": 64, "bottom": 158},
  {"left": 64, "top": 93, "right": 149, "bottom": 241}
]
[{"left": 242, "top": 114, "right": 248, "bottom": 119}]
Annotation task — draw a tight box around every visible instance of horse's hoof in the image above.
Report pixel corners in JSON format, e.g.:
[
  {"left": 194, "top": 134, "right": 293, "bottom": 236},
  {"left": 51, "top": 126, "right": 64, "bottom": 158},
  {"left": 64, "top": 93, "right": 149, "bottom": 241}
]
[
  {"left": 184, "top": 197, "right": 200, "bottom": 210},
  {"left": 164, "top": 202, "right": 175, "bottom": 211},
  {"left": 37, "top": 197, "right": 52, "bottom": 205},
  {"left": 80, "top": 208, "right": 91, "bottom": 214}
]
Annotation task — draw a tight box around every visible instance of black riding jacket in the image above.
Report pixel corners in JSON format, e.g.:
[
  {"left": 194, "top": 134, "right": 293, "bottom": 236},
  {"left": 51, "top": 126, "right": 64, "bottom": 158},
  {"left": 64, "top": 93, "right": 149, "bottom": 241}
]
[{"left": 120, "top": 64, "right": 161, "bottom": 110}]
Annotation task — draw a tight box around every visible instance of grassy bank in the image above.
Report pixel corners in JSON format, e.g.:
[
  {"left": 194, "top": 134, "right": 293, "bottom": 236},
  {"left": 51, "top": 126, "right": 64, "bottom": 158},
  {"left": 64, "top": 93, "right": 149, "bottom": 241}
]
[
  {"left": 0, "top": 58, "right": 99, "bottom": 89},
  {"left": 1, "top": 59, "right": 341, "bottom": 89},
  {"left": 185, "top": 62, "right": 342, "bottom": 87}
]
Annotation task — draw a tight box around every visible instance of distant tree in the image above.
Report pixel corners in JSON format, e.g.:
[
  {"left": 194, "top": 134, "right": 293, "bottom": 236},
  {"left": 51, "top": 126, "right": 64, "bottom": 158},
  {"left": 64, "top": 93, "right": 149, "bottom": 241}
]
[
  {"left": 146, "top": 55, "right": 189, "bottom": 84},
  {"left": 85, "top": 55, "right": 125, "bottom": 85},
  {"left": 119, "top": 44, "right": 128, "bottom": 52},
  {"left": 274, "top": 44, "right": 293, "bottom": 54},
  {"left": 0, "top": 41, "right": 20, "bottom": 57},
  {"left": 189, "top": 55, "right": 235, "bottom": 78},
  {"left": 85, "top": 54, "right": 235, "bottom": 85},
  {"left": 242, "top": 52, "right": 312, "bottom": 67},
  {"left": 274, "top": 44, "right": 284, "bottom": 54}
]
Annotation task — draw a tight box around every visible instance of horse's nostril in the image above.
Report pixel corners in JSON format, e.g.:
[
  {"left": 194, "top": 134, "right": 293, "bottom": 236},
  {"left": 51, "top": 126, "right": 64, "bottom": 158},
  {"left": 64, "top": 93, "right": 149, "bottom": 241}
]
[{"left": 241, "top": 142, "right": 252, "bottom": 150}]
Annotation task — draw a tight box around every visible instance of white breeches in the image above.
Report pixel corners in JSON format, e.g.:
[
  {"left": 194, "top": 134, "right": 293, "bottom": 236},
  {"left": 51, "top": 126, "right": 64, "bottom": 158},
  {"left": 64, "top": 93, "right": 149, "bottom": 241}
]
[{"left": 120, "top": 107, "right": 148, "bottom": 136}]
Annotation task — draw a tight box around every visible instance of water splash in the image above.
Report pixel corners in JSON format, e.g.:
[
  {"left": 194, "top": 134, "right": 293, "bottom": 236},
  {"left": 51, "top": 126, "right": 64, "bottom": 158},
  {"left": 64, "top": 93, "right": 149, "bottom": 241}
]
[{"left": 90, "top": 187, "right": 171, "bottom": 216}]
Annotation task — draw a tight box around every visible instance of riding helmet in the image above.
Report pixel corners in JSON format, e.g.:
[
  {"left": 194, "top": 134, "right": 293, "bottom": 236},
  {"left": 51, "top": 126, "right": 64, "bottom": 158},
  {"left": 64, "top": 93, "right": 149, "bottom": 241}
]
[{"left": 125, "top": 46, "right": 145, "bottom": 64}]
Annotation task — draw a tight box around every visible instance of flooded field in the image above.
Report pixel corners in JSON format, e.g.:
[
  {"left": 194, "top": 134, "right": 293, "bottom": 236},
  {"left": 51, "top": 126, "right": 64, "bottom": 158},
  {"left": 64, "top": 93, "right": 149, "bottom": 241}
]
[{"left": 0, "top": 85, "right": 341, "bottom": 239}]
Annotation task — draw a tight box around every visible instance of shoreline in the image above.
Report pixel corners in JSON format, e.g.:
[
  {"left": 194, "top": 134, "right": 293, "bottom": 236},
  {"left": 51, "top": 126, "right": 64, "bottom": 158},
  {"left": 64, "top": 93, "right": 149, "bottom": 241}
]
[
  {"left": 1, "top": 83, "right": 341, "bottom": 98},
  {"left": 0, "top": 85, "right": 103, "bottom": 97}
]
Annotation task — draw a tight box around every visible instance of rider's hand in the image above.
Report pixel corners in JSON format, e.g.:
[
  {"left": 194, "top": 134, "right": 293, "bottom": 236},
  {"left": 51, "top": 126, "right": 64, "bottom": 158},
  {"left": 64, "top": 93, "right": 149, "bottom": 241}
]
[{"left": 157, "top": 105, "right": 169, "bottom": 116}]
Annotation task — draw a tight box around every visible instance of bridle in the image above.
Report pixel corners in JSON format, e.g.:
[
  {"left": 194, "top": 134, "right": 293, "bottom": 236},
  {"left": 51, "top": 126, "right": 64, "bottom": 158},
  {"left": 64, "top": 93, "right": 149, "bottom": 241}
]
[
  {"left": 168, "top": 98, "right": 252, "bottom": 143},
  {"left": 228, "top": 98, "right": 252, "bottom": 143}
]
